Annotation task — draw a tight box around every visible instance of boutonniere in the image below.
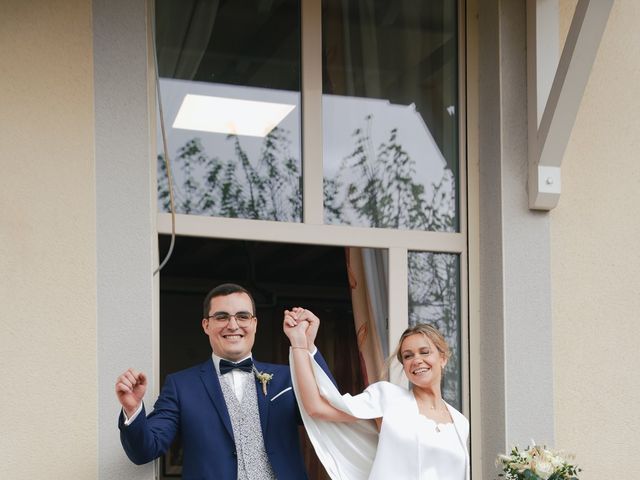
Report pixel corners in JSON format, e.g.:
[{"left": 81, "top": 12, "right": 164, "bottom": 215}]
[{"left": 254, "top": 368, "right": 273, "bottom": 396}]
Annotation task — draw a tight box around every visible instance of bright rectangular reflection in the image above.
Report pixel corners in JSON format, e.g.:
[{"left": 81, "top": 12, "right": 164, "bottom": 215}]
[{"left": 173, "top": 94, "right": 296, "bottom": 138}]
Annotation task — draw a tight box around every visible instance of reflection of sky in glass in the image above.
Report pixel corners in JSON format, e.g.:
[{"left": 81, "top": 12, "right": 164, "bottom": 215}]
[
  {"left": 157, "top": 79, "right": 301, "bottom": 169},
  {"left": 173, "top": 94, "right": 296, "bottom": 137}
]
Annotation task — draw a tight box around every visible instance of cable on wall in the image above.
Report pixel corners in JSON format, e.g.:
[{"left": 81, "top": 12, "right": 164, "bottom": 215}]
[{"left": 151, "top": 8, "right": 176, "bottom": 276}]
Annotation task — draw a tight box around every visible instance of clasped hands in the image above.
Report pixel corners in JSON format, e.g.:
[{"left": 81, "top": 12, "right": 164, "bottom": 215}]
[{"left": 283, "top": 307, "right": 320, "bottom": 351}]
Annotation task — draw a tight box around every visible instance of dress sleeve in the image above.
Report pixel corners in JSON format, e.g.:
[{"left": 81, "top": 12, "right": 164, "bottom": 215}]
[{"left": 290, "top": 350, "right": 381, "bottom": 480}]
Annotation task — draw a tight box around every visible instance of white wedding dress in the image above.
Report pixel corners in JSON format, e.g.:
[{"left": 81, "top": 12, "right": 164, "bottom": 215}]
[{"left": 290, "top": 351, "right": 470, "bottom": 480}]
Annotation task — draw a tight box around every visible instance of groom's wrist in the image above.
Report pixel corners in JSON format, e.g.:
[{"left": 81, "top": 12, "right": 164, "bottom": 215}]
[{"left": 123, "top": 402, "right": 143, "bottom": 425}]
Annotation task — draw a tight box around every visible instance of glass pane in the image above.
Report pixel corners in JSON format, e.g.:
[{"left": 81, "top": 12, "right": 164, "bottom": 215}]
[
  {"left": 408, "top": 251, "right": 461, "bottom": 408},
  {"left": 322, "top": 1, "right": 458, "bottom": 232},
  {"left": 155, "top": 0, "right": 302, "bottom": 222}
]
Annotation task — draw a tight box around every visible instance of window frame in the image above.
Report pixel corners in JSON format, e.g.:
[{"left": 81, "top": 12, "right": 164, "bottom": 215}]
[{"left": 154, "top": 0, "right": 469, "bottom": 425}]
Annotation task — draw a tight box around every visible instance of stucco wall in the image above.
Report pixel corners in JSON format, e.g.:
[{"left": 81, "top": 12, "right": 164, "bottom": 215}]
[
  {"left": 0, "top": 1, "right": 97, "bottom": 478},
  {"left": 553, "top": 1, "right": 640, "bottom": 478}
]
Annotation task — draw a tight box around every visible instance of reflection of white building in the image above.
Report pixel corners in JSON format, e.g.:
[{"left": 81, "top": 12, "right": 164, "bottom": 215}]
[
  {"left": 160, "top": 87, "right": 448, "bottom": 182},
  {"left": 3, "top": 2, "right": 639, "bottom": 480},
  {"left": 322, "top": 95, "right": 448, "bottom": 182},
  {"left": 322, "top": 95, "right": 453, "bottom": 227},
  {"left": 160, "top": 80, "right": 451, "bottom": 225}
]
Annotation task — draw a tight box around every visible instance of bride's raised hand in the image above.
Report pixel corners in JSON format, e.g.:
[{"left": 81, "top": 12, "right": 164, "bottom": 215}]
[
  {"left": 290, "top": 307, "right": 320, "bottom": 352},
  {"left": 283, "top": 309, "right": 309, "bottom": 349}
]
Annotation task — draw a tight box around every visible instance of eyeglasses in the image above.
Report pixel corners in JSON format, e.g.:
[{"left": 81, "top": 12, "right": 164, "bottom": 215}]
[{"left": 207, "top": 311, "right": 255, "bottom": 326}]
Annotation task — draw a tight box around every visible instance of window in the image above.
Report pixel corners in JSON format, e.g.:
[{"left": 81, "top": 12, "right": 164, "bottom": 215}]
[
  {"left": 322, "top": 0, "right": 459, "bottom": 233},
  {"left": 154, "top": 0, "right": 467, "bottom": 477},
  {"left": 155, "top": 0, "right": 303, "bottom": 222}
]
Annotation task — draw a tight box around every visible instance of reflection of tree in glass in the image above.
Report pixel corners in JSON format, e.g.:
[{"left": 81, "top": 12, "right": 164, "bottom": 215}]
[
  {"left": 324, "top": 114, "right": 456, "bottom": 232},
  {"left": 324, "top": 115, "right": 460, "bottom": 406},
  {"left": 408, "top": 252, "right": 460, "bottom": 408},
  {"left": 157, "top": 127, "right": 301, "bottom": 221}
]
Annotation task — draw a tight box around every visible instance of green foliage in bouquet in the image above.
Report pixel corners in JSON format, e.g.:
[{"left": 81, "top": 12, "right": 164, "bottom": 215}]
[{"left": 497, "top": 444, "right": 581, "bottom": 480}]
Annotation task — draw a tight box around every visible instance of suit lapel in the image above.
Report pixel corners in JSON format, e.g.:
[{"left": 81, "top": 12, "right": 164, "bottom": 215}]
[
  {"left": 199, "top": 359, "right": 234, "bottom": 440},
  {"left": 253, "top": 360, "right": 270, "bottom": 436}
]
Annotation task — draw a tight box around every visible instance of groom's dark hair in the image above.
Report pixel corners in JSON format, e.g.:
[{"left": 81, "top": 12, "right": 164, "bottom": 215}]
[{"left": 203, "top": 283, "right": 256, "bottom": 318}]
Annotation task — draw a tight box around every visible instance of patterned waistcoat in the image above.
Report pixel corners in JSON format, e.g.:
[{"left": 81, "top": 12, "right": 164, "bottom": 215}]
[{"left": 219, "top": 375, "right": 276, "bottom": 480}]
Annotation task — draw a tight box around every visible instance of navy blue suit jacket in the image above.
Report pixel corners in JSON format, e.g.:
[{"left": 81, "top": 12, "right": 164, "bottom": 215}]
[{"left": 119, "top": 353, "right": 333, "bottom": 480}]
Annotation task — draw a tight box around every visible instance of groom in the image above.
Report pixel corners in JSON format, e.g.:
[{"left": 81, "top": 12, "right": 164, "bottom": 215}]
[{"left": 116, "top": 283, "right": 332, "bottom": 479}]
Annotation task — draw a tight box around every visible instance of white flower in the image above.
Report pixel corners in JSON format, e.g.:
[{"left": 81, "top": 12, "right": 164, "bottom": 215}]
[
  {"left": 531, "top": 458, "right": 554, "bottom": 479},
  {"left": 496, "top": 443, "right": 580, "bottom": 480},
  {"left": 254, "top": 369, "right": 273, "bottom": 396}
]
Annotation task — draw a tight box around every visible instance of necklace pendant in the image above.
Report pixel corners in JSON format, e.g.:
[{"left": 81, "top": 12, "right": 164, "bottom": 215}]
[{"left": 435, "top": 425, "right": 441, "bottom": 433}]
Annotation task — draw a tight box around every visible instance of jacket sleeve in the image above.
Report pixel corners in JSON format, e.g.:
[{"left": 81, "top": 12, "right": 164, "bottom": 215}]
[{"left": 118, "top": 374, "right": 180, "bottom": 465}]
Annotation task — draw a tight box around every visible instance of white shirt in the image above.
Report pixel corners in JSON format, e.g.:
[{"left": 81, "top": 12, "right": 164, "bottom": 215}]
[{"left": 211, "top": 352, "right": 253, "bottom": 402}]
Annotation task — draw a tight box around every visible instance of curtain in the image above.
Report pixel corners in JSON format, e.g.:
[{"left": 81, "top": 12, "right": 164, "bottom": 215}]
[
  {"left": 323, "top": 0, "right": 457, "bottom": 171},
  {"left": 155, "top": 0, "right": 220, "bottom": 80},
  {"left": 345, "top": 247, "right": 387, "bottom": 385}
]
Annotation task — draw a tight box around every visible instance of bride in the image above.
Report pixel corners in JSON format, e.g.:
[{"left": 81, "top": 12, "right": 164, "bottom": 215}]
[{"left": 284, "top": 307, "right": 469, "bottom": 480}]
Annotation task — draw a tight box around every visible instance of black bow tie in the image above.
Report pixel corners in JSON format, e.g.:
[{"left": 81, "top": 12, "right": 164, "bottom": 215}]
[{"left": 219, "top": 358, "right": 254, "bottom": 375}]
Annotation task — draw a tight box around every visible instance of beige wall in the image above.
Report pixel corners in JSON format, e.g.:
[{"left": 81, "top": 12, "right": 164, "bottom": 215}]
[
  {"left": 553, "top": 1, "right": 640, "bottom": 478},
  {"left": 0, "top": 1, "right": 97, "bottom": 478},
  {"left": 3, "top": 1, "right": 639, "bottom": 478}
]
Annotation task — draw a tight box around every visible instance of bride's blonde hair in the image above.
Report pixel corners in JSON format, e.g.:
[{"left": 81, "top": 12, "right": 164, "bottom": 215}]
[{"left": 380, "top": 323, "right": 450, "bottom": 380}]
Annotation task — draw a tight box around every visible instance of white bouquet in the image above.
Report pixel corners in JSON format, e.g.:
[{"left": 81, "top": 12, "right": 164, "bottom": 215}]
[{"left": 496, "top": 443, "right": 580, "bottom": 480}]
